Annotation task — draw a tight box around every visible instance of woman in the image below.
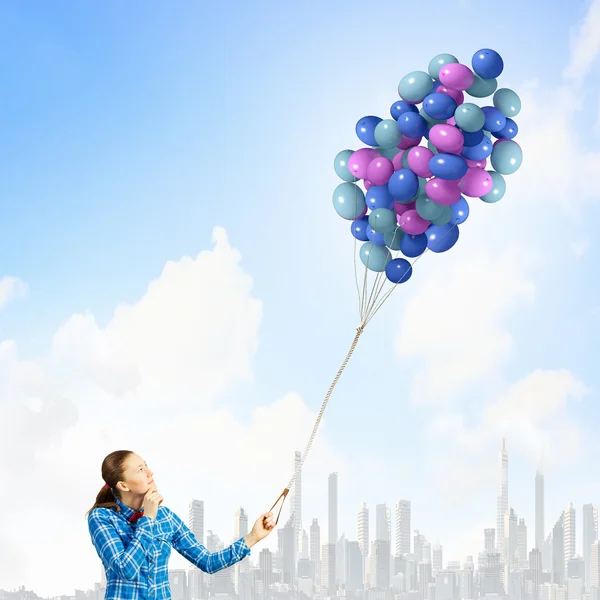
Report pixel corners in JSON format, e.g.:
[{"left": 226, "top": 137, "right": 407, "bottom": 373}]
[{"left": 87, "top": 449, "right": 276, "bottom": 599}]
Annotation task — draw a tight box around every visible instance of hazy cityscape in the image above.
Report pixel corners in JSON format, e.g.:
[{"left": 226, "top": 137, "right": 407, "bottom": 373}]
[{"left": 2, "top": 440, "right": 599, "bottom": 600}]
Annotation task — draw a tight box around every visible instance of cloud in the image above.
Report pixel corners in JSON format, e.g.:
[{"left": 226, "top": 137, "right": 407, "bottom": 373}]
[
  {"left": 562, "top": 0, "right": 600, "bottom": 83},
  {"left": 0, "top": 276, "right": 27, "bottom": 311}
]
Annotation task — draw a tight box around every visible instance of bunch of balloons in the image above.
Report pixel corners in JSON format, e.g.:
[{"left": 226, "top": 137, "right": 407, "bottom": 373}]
[{"left": 332, "top": 49, "right": 522, "bottom": 286}]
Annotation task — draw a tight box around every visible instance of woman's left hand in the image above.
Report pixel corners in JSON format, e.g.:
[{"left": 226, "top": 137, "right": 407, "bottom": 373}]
[{"left": 245, "top": 512, "right": 276, "bottom": 547}]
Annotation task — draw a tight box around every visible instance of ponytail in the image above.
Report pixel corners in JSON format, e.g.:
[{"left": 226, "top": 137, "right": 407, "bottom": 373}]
[
  {"left": 86, "top": 449, "right": 134, "bottom": 517},
  {"left": 86, "top": 485, "right": 121, "bottom": 516}
]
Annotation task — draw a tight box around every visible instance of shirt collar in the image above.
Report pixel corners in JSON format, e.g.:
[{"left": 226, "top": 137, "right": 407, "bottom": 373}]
[{"left": 115, "top": 497, "right": 144, "bottom": 520}]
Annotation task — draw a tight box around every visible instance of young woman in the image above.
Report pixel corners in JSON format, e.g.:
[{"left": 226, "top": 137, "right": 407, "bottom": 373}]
[{"left": 87, "top": 449, "right": 276, "bottom": 599}]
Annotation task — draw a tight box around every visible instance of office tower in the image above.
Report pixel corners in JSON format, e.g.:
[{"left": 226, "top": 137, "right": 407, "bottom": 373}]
[
  {"left": 376, "top": 504, "right": 391, "bottom": 541},
  {"left": 336, "top": 533, "right": 346, "bottom": 587},
  {"left": 583, "top": 504, "right": 598, "bottom": 589},
  {"left": 518, "top": 518, "right": 527, "bottom": 567},
  {"left": 372, "top": 540, "right": 391, "bottom": 589},
  {"left": 552, "top": 515, "right": 565, "bottom": 585},
  {"left": 536, "top": 470, "right": 545, "bottom": 550},
  {"left": 497, "top": 438, "right": 509, "bottom": 560},
  {"left": 290, "top": 451, "right": 302, "bottom": 553},
  {"left": 591, "top": 541, "right": 600, "bottom": 590},
  {"left": 414, "top": 531, "right": 426, "bottom": 564},
  {"left": 345, "top": 540, "right": 363, "bottom": 592},
  {"left": 485, "top": 528, "right": 496, "bottom": 555},
  {"left": 169, "top": 570, "right": 187, "bottom": 600},
  {"left": 505, "top": 508, "right": 518, "bottom": 571},
  {"left": 530, "top": 548, "right": 542, "bottom": 600},
  {"left": 234, "top": 508, "right": 249, "bottom": 594},
  {"left": 259, "top": 548, "right": 273, "bottom": 594},
  {"left": 310, "top": 518, "right": 321, "bottom": 586},
  {"left": 433, "top": 543, "right": 443, "bottom": 574},
  {"left": 396, "top": 500, "right": 411, "bottom": 555},
  {"left": 564, "top": 503, "right": 576, "bottom": 573},
  {"left": 322, "top": 543, "right": 336, "bottom": 594},
  {"left": 328, "top": 472, "right": 338, "bottom": 544},
  {"left": 189, "top": 500, "right": 204, "bottom": 600}
]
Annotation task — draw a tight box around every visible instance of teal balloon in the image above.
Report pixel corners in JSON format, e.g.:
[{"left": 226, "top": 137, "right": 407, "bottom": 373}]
[
  {"left": 417, "top": 177, "right": 427, "bottom": 196},
  {"left": 384, "top": 226, "right": 404, "bottom": 250},
  {"left": 416, "top": 194, "right": 444, "bottom": 220},
  {"left": 374, "top": 120, "right": 403, "bottom": 149},
  {"left": 420, "top": 108, "right": 446, "bottom": 126},
  {"left": 454, "top": 103, "right": 486, "bottom": 132},
  {"left": 334, "top": 150, "right": 358, "bottom": 182},
  {"left": 428, "top": 53, "right": 459, "bottom": 80},
  {"left": 427, "top": 140, "right": 439, "bottom": 155},
  {"left": 398, "top": 71, "right": 434, "bottom": 103},
  {"left": 430, "top": 204, "right": 452, "bottom": 225},
  {"left": 480, "top": 170, "right": 506, "bottom": 203},
  {"left": 467, "top": 75, "right": 498, "bottom": 98},
  {"left": 369, "top": 208, "right": 397, "bottom": 233},
  {"left": 360, "top": 242, "right": 391, "bottom": 272},
  {"left": 377, "top": 146, "right": 402, "bottom": 160},
  {"left": 333, "top": 182, "right": 366, "bottom": 219},
  {"left": 493, "top": 88, "right": 521, "bottom": 117},
  {"left": 401, "top": 151, "right": 410, "bottom": 169},
  {"left": 491, "top": 140, "right": 523, "bottom": 174}
]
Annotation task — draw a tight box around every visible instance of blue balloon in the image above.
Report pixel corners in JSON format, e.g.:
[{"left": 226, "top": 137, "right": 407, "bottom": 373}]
[
  {"left": 385, "top": 258, "right": 413, "bottom": 284},
  {"left": 333, "top": 182, "right": 366, "bottom": 219},
  {"left": 461, "top": 129, "right": 484, "bottom": 147},
  {"left": 449, "top": 197, "right": 469, "bottom": 225},
  {"left": 429, "top": 153, "right": 469, "bottom": 180},
  {"left": 426, "top": 223, "right": 460, "bottom": 253},
  {"left": 359, "top": 242, "right": 391, "bottom": 272},
  {"left": 400, "top": 233, "right": 427, "bottom": 257},
  {"left": 351, "top": 216, "right": 370, "bottom": 241},
  {"left": 482, "top": 106, "right": 507, "bottom": 133},
  {"left": 431, "top": 80, "right": 442, "bottom": 92},
  {"left": 422, "top": 92, "right": 458, "bottom": 120},
  {"left": 397, "top": 112, "right": 428, "bottom": 138},
  {"left": 366, "top": 225, "right": 386, "bottom": 246},
  {"left": 461, "top": 135, "right": 493, "bottom": 161},
  {"left": 356, "top": 116, "right": 383, "bottom": 146},
  {"left": 472, "top": 49, "right": 504, "bottom": 79},
  {"left": 366, "top": 185, "right": 394, "bottom": 211},
  {"left": 388, "top": 169, "right": 419, "bottom": 202},
  {"left": 493, "top": 117, "right": 518, "bottom": 140},
  {"left": 390, "top": 100, "right": 418, "bottom": 120}
]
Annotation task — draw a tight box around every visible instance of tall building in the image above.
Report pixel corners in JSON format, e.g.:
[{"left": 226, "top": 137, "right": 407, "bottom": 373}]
[
  {"left": 259, "top": 548, "right": 273, "bottom": 593},
  {"left": 310, "top": 518, "right": 321, "bottom": 586},
  {"left": 564, "top": 503, "right": 576, "bottom": 573},
  {"left": 591, "top": 541, "right": 600, "bottom": 590},
  {"left": 322, "top": 543, "right": 336, "bottom": 594},
  {"left": 535, "top": 470, "right": 545, "bottom": 550},
  {"left": 396, "top": 500, "right": 411, "bottom": 556},
  {"left": 530, "top": 548, "right": 542, "bottom": 600},
  {"left": 372, "top": 540, "right": 391, "bottom": 589},
  {"left": 583, "top": 504, "right": 598, "bottom": 589},
  {"left": 278, "top": 514, "right": 296, "bottom": 585},
  {"left": 517, "top": 518, "right": 527, "bottom": 567},
  {"left": 376, "top": 504, "right": 391, "bottom": 541},
  {"left": 485, "top": 528, "right": 496, "bottom": 555},
  {"left": 188, "top": 499, "right": 204, "bottom": 600},
  {"left": 358, "top": 503, "right": 369, "bottom": 585},
  {"left": 289, "top": 450, "right": 302, "bottom": 553},
  {"left": 433, "top": 543, "right": 443, "bottom": 574},
  {"left": 234, "top": 507, "right": 249, "bottom": 594},
  {"left": 552, "top": 515, "right": 565, "bottom": 585},
  {"left": 505, "top": 508, "right": 518, "bottom": 569},
  {"left": 345, "top": 540, "right": 363, "bottom": 592},
  {"left": 328, "top": 473, "right": 338, "bottom": 544},
  {"left": 496, "top": 438, "right": 509, "bottom": 560}
]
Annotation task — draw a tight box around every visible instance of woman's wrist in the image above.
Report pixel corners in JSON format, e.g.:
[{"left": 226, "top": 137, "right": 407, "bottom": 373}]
[{"left": 244, "top": 532, "right": 259, "bottom": 548}]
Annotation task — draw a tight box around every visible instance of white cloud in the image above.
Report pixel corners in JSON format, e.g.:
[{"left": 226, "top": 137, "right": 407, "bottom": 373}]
[
  {"left": 562, "top": 0, "right": 600, "bottom": 83},
  {"left": 0, "top": 276, "right": 27, "bottom": 311}
]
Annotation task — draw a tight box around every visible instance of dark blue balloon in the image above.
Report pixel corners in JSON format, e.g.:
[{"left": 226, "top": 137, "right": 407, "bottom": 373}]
[
  {"left": 482, "top": 106, "right": 506, "bottom": 133},
  {"left": 422, "top": 92, "right": 458, "bottom": 120},
  {"left": 461, "top": 135, "right": 492, "bottom": 161},
  {"left": 472, "top": 49, "right": 504, "bottom": 79},
  {"left": 351, "top": 216, "right": 370, "bottom": 241},
  {"left": 426, "top": 223, "right": 460, "bottom": 253},
  {"left": 390, "top": 100, "right": 418, "bottom": 120},
  {"left": 366, "top": 224, "right": 386, "bottom": 246},
  {"left": 400, "top": 233, "right": 427, "bottom": 257},
  {"left": 385, "top": 258, "right": 413, "bottom": 284},
  {"left": 449, "top": 197, "right": 469, "bottom": 225},
  {"left": 431, "top": 80, "right": 441, "bottom": 93},
  {"left": 461, "top": 128, "right": 484, "bottom": 147},
  {"left": 428, "top": 153, "right": 468, "bottom": 180},
  {"left": 366, "top": 185, "right": 395, "bottom": 211},
  {"left": 356, "top": 116, "right": 383, "bottom": 146},
  {"left": 397, "top": 112, "right": 428, "bottom": 138},
  {"left": 388, "top": 169, "right": 419, "bottom": 202},
  {"left": 493, "top": 117, "right": 518, "bottom": 139}
]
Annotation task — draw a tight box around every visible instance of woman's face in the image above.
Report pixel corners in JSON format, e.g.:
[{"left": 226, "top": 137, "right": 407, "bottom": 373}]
[{"left": 118, "top": 453, "right": 156, "bottom": 495}]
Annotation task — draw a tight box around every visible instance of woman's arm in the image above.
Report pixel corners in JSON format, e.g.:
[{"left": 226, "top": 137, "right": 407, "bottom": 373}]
[{"left": 88, "top": 509, "right": 155, "bottom": 580}]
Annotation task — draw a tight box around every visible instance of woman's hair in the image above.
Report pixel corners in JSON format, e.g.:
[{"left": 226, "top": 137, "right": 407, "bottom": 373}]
[{"left": 85, "top": 449, "right": 134, "bottom": 516}]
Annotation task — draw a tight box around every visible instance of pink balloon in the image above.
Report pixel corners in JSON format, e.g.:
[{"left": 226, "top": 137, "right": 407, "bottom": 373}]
[
  {"left": 465, "top": 157, "right": 487, "bottom": 169},
  {"left": 399, "top": 209, "right": 430, "bottom": 235},
  {"left": 394, "top": 200, "right": 416, "bottom": 216},
  {"left": 366, "top": 156, "right": 394, "bottom": 186},
  {"left": 356, "top": 206, "right": 368, "bottom": 219},
  {"left": 407, "top": 146, "right": 434, "bottom": 178},
  {"left": 348, "top": 148, "right": 381, "bottom": 179},
  {"left": 429, "top": 124, "right": 464, "bottom": 153},
  {"left": 425, "top": 178, "right": 462, "bottom": 206},
  {"left": 439, "top": 63, "right": 475, "bottom": 91},
  {"left": 399, "top": 136, "right": 422, "bottom": 150},
  {"left": 364, "top": 179, "right": 373, "bottom": 190},
  {"left": 447, "top": 116, "right": 456, "bottom": 126},
  {"left": 458, "top": 167, "right": 493, "bottom": 197},
  {"left": 392, "top": 150, "right": 405, "bottom": 170},
  {"left": 438, "top": 85, "right": 464, "bottom": 105}
]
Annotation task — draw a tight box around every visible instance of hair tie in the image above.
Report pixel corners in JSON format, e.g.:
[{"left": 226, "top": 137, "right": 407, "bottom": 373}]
[{"left": 105, "top": 483, "right": 111, "bottom": 489}]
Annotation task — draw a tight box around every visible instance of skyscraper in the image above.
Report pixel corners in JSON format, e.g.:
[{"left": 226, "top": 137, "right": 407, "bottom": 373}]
[
  {"left": 234, "top": 507, "right": 249, "bottom": 594},
  {"left": 564, "top": 502, "right": 576, "bottom": 573},
  {"left": 484, "top": 529, "right": 495, "bottom": 555},
  {"left": 328, "top": 472, "right": 338, "bottom": 544},
  {"left": 517, "top": 518, "right": 527, "bottom": 567},
  {"left": 583, "top": 504, "right": 598, "bottom": 589},
  {"left": 535, "top": 470, "right": 544, "bottom": 550},
  {"left": 396, "top": 500, "right": 411, "bottom": 556},
  {"left": 189, "top": 499, "right": 204, "bottom": 600},
  {"left": 496, "top": 438, "right": 508, "bottom": 560},
  {"left": 290, "top": 450, "right": 302, "bottom": 553},
  {"left": 358, "top": 503, "right": 369, "bottom": 584},
  {"left": 310, "top": 518, "right": 321, "bottom": 586},
  {"left": 376, "top": 504, "right": 391, "bottom": 541}
]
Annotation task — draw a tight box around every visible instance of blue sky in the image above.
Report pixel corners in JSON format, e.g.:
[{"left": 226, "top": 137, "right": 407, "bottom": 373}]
[{"left": 1, "top": 0, "right": 600, "bottom": 594}]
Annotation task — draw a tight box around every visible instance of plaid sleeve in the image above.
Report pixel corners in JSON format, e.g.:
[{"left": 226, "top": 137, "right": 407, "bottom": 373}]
[
  {"left": 88, "top": 509, "right": 155, "bottom": 580},
  {"left": 168, "top": 509, "right": 250, "bottom": 574}
]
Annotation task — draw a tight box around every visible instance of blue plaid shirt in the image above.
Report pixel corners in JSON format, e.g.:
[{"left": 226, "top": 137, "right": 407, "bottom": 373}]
[{"left": 88, "top": 498, "right": 250, "bottom": 600}]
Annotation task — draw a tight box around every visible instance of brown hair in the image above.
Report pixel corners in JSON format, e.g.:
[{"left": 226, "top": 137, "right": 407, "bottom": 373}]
[{"left": 85, "top": 450, "right": 134, "bottom": 516}]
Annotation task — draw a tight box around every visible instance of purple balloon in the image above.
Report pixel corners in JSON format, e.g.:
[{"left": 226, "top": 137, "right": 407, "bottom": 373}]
[
  {"left": 429, "top": 124, "right": 464, "bottom": 153},
  {"left": 348, "top": 148, "right": 381, "bottom": 179},
  {"left": 407, "top": 146, "right": 434, "bottom": 178},
  {"left": 364, "top": 179, "right": 373, "bottom": 190},
  {"left": 439, "top": 63, "right": 475, "bottom": 91},
  {"left": 399, "top": 209, "right": 431, "bottom": 235},
  {"left": 395, "top": 200, "right": 416, "bottom": 216},
  {"left": 425, "top": 178, "right": 462, "bottom": 206},
  {"left": 366, "top": 157, "right": 394, "bottom": 186},
  {"left": 392, "top": 150, "right": 405, "bottom": 171},
  {"left": 458, "top": 167, "right": 493, "bottom": 197},
  {"left": 437, "top": 85, "right": 464, "bottom": 105},
  {"left": 399, "top": 136, "right": 422, "bottom": 150}
]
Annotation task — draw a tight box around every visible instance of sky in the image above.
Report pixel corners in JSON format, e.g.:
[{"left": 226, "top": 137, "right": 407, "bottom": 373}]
[{"left": 1, "top": 0, "right": 600, "bottom": 595}]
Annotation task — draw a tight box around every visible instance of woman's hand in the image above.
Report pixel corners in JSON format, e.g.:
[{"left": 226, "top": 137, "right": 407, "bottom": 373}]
[
  {"left": 244, "top": 512, "right": 276, "bottom": 547},
  {"left": 142, "top": 489, "right": 164, "bottom": 519}
]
